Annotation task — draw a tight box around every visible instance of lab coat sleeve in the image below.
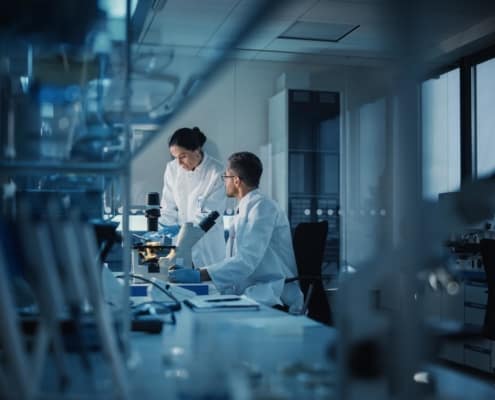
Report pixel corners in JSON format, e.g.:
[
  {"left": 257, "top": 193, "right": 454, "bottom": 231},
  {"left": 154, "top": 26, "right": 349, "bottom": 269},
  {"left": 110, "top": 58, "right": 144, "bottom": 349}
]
[
  {"left": 207, "top": 200, "right": 277, "bottom": 291},
  {"left": 160, "top": 163, "right": 178, "bottom": 225}
]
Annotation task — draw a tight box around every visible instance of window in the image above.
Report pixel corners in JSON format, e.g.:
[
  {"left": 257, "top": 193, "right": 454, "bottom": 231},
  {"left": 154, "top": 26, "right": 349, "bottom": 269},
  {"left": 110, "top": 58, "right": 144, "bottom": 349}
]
[
  {"left": 475, "top": 57, "right": 495, "bottom": 178},
  {"left": 421, "top": 68, "right": 461, "bottom": 200},
  {"left": 359, "top": 97, "right": 387, "bottom": 203}
]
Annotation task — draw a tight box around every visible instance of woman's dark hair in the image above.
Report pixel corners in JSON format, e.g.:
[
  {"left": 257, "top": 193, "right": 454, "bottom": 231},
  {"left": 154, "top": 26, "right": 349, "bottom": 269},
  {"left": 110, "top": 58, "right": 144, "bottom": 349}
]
[
  {"left": 168, "top": 127, "right": 206, "bottom": 151},
  {"left": 228, "top": 152, "right": 263, "bottom": 188}
]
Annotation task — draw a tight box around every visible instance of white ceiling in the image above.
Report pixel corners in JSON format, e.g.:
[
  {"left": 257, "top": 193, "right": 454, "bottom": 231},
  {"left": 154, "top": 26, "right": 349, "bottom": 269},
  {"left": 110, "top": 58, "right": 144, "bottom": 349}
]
[
  {"left": 136, "top": 0, "right": 495, "bottom": 68},
  {"left": 120, "top": 0, "right": 495, "bottom": 118},
  {"left": 138, "top": 0, "right": 397, "bottom": 66}
]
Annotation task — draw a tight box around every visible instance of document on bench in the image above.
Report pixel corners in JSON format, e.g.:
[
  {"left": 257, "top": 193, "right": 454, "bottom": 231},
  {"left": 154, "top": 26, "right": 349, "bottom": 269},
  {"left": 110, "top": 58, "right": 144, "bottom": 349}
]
[{"left": 183, "top": 294, "right": 260, "bottom": 312}]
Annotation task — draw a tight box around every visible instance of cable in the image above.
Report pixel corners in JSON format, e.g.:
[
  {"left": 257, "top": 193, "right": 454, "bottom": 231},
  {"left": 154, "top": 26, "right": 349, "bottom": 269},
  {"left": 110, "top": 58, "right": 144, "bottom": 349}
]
[{"left": 115, "top": 273, "right": 181, "bottom": 311}]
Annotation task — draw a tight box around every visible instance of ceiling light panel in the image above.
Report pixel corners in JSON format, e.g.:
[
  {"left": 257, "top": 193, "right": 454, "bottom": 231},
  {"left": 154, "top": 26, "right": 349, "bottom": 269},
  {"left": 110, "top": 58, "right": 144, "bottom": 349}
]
[{"left": 279, "top": 21, "right": 359, "bottom": 42}]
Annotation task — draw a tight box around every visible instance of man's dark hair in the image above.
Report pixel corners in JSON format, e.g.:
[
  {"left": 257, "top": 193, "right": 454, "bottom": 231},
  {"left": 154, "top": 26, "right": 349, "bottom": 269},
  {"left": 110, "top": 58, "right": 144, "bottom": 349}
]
[{"left": 228, "top": 152, "right": 263, "bottom": 188}]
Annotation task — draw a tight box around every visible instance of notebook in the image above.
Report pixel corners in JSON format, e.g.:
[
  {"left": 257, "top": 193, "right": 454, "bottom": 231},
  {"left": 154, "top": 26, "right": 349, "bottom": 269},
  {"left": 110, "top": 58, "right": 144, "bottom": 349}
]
[{"left": 183, "top": 294, "right": 260, "bottom": 312}]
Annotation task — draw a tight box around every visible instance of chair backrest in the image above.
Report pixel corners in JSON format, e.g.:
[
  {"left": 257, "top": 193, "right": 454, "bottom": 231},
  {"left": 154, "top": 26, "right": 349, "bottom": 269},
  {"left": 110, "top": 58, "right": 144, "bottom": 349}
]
[
  {"left": 479, "top": 239, "right": 495, "bottom": 339},
  {"left": 292, "top": 220, "right": 332, "bottom": 325}
]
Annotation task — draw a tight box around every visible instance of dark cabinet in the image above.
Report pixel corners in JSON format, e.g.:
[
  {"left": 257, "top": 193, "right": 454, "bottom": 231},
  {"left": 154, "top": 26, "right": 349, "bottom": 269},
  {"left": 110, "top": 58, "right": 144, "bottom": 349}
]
[{"left": 269, "top": 89, "right": 340, "bottom": 268}]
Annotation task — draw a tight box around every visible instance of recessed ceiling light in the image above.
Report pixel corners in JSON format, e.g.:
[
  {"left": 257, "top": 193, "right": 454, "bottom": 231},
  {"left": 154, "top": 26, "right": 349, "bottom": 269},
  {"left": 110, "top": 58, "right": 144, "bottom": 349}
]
[{"left": 279, "top": 21, "right": 360, "bottom": 43}]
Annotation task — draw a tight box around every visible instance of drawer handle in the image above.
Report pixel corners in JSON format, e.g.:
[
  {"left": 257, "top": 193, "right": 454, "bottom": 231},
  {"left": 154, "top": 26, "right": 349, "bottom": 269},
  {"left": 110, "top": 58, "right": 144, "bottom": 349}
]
[{"left": 464, "top": 302, "right": 487, "bottom": 309}]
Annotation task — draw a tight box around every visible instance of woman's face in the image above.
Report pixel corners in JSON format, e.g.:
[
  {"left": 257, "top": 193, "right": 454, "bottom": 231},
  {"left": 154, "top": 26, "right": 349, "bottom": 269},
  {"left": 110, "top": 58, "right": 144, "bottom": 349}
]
[{"left": 170, "top": 145, "right": 202, "bottom": 171}]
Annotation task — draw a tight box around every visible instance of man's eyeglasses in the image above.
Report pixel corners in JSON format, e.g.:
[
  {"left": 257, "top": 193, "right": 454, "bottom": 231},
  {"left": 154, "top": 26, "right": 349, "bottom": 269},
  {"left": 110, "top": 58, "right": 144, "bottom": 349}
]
[{"left": 221, "top": 175, "right": 236, "bottom": 181}]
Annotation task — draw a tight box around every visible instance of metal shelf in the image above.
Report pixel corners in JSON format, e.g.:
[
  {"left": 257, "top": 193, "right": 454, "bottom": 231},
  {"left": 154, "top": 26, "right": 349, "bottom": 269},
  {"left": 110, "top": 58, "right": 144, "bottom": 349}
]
[{"left": 0, "top": 159, "right": 125, "bottom": 175}]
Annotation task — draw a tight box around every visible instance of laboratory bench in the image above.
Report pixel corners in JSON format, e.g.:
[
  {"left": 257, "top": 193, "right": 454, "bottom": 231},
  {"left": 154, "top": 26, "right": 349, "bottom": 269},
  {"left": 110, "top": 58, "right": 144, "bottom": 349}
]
[
  {"left": 107, "top": 267, "right": 495, "bottom": 400},
  {"left": 30, "top": 280, "right": 495, "bottom": 400},
  {"left": 126, "top": 299, "right": 495, "bottom": 400},
  {"left": 128, "top": 304, "right": 338, "bottom": 399}
]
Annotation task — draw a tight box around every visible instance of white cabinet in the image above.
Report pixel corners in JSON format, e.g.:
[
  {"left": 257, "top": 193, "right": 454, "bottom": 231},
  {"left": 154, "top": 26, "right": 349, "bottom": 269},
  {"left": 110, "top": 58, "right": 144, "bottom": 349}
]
[{"left": 269, "top": 90, "right": 289, "bottom": 213}]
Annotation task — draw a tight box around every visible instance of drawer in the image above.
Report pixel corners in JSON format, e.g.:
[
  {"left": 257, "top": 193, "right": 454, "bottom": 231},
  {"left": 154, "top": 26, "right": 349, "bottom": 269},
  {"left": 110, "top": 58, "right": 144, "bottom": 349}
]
[
  {"left": 464, "top": 345, "right": 492, "bottom": 373},
  {"left": 464, "top": 304, "right": 486, "bottom": 326},
  {"left": 465, "top": 283, "right": 488, "bottom": 305}
]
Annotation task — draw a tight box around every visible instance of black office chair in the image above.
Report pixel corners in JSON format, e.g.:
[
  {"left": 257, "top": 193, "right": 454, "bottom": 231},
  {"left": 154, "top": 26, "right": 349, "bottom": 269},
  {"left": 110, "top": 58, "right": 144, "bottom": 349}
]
[
  {"left": 479, "top": 239, "right": 495, "bottom": 340},
  {"left": 286, "top": 220, "right": 333, "bottom": 325}
]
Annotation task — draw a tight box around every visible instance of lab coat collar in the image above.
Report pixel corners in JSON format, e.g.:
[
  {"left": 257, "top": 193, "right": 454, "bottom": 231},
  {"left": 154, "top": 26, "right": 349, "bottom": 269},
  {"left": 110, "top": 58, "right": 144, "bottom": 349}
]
[
  {"left": 194, "top": 151, "right": 209, "bottom": 172},
  {"left": 237, "top": 188, "right": 260, "bottom": 215}
]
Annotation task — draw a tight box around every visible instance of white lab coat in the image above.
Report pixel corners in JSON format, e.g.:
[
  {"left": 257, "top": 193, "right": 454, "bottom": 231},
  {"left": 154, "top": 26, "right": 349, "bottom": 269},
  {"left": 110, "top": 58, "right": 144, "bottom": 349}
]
[
  {"left": 206, "top": 189, "right": 304, "bottom": 312},
  {"left": 160, "top": 152, "right": 226, "bottom": 268}
]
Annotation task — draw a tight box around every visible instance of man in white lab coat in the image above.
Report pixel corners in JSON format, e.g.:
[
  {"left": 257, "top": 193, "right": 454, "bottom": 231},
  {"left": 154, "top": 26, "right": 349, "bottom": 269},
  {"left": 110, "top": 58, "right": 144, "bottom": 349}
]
[{"left": 169, "top": 151, "right": 304, "bottom": 312}]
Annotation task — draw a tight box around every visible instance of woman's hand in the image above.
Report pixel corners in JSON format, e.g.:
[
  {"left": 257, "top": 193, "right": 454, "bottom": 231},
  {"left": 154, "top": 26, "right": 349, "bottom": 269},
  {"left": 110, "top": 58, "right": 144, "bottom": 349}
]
[{"left": 159, "top": 224, "right": 181, "bottom": 238}]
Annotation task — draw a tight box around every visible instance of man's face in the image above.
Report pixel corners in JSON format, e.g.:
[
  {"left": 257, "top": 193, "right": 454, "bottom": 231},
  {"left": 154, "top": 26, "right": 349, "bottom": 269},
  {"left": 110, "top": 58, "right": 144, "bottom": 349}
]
[
  {"left": 223, "top": 167, "right": 238, "bottom": 198},
  {"left": 170, "top": 145, "right": 201, "bottom": 171}
]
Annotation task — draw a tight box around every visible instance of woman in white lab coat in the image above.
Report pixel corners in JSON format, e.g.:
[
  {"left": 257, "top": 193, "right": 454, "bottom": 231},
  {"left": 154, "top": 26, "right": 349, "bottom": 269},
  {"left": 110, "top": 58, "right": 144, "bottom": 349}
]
[{"left": 160, "top": 127, "right": 226, "bottom": 268}]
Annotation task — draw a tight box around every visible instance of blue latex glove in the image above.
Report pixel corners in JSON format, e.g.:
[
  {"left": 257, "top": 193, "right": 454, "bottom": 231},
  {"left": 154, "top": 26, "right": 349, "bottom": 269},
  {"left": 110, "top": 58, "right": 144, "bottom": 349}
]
[
  {"left": 168, "top": 266, "right": 200, "bottom": 283},
  {"left": 159, "top": 224, "right": 181, "bottom": 238},
  {"left": 141, "top": 231, "right": 163, "bottom": 242}
]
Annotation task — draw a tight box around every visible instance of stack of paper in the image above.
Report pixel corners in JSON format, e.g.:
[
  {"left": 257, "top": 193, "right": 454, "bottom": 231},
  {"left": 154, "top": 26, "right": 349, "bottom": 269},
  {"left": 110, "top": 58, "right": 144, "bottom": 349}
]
[{"left": 183, "top": 294, "right": 260, "bottom": 312}]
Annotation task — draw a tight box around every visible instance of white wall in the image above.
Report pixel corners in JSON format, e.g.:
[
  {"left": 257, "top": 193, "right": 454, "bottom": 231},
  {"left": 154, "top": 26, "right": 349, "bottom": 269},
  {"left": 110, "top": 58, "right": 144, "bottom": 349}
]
[{"left": 131, "top": 59, "right": 347, "bottom": 206}]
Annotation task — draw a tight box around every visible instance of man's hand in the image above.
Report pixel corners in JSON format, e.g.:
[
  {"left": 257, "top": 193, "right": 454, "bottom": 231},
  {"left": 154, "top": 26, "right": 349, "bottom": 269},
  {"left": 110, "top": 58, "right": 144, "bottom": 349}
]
[{"left": 168, "top": 266, "right": 200, "bottom": 283}]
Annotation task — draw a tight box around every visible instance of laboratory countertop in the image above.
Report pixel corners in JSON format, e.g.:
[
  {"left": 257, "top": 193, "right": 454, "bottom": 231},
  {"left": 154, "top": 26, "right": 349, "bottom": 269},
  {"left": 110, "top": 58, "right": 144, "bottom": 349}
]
[
  {"left": 128, "top": 303, "right": 338, "bottom": 399},
  {"left": 126, "top": 301, "right": 495, "bottom": 400},
  {"left": 97, "top": 269, "right": 495, "bottom": 400}
]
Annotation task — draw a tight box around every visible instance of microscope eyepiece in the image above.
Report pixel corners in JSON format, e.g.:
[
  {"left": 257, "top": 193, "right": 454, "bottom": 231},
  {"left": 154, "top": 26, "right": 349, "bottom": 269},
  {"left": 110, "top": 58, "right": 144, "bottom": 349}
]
[
  {"left": 147, "top": 192, "right": 160, "bottom": 206},
  {"left": 199, "top": 211, "right": 220, "bottom": 232},
  {"left": 145, "top": 192, "right": 161, "bottom": 231}
]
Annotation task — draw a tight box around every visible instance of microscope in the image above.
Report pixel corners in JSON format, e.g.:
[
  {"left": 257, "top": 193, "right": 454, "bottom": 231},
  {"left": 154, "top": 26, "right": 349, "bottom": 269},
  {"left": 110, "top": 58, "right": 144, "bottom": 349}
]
[
  {"left": 132, "top": 192, "right": 173, "bottom": 277},
  {"left": 132, "top": 191, "right": 220, "bottom": 280},
  {"left": 159, "top": 210, "right": 220, "bottom": 271}
]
